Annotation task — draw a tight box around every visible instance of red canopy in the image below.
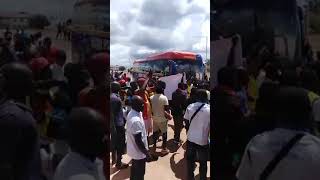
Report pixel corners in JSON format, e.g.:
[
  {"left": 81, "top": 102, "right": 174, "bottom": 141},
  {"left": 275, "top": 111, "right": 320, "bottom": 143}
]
[{"left": 134, "top": 51, "right": 196, "bottom": 63}]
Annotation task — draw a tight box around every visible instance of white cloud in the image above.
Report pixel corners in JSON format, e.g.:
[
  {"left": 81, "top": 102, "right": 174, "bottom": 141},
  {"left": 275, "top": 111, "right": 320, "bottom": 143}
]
[
  {"left": 110, "top": 0, "right": 210, "bottom": 66},
  {"left": 110, "top": 44, "right": 131, "bottom": 66}
]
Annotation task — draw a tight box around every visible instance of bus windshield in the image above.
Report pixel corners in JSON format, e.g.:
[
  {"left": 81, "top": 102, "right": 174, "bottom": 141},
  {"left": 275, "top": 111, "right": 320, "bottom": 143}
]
[
  {"left": 134, "top": 59, "right": 201, "bottom": 73},
  {"left": 212, "top": 0, "right": 302, "bottom": 60},
  {"left": 132, "top": 51, "right": 204, "bottom": 78}
]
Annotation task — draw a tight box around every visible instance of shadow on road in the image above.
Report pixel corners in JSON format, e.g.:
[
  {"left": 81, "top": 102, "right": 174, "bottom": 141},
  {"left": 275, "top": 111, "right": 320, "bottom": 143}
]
[
  {"left": 182, "top": 141, "right": 187, "bottom": 150},
  {"left": 195, "top": 174, "right": 210, "bottom": 180},
  {"left": 148, "top": 134, "right": 163, "bottom": 145},
  {"left": 111, "top": 165, "right": 131, "bottom": 180},
  {"left": 170, "top": 153, "right": 187, "bottom": 180},
  {"left": 167, "top": 139, "right": 182, "bottom": 153}
]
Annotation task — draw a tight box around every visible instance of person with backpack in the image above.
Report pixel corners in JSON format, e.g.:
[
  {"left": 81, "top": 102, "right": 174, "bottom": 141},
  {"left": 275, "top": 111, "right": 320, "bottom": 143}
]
[
  {"left": 184, "top": 89, "right": 210, "bottom": 180},
  {"left": 236, "top": 87, "right": 320, "bottom": 180}
]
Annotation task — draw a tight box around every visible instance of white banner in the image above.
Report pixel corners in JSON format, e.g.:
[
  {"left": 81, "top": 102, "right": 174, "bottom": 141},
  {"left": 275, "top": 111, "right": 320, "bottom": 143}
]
[
  {"left": 159, "top": 73, "right": 183, "bottom": 100},
  {"left": 211, "top": 35, "right": 243, "bottom": 87}
]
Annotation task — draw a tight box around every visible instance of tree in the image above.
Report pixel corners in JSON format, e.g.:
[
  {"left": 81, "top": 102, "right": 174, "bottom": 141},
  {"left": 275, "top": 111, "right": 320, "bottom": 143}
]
[
  {"left": 66, "top": 19, "right": 72, "bottom": 25},
  {"left": 29, "top": 14, "right": 50, "bottom": 29},
  {"left": 119, "top": 66, "right": 126, "bottom": 71}
]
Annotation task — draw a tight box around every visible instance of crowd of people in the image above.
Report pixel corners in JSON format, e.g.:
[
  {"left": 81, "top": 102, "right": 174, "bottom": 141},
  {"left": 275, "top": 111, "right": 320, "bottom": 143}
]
[
  {"left": 111, "top": 71, "right": 210, "bottom": 180},
  {"left": 0, "top": 27, "right": 109, "bottom": 180},
  {"left": 213, "top": 51, "right": 320, "bottom": 179}
]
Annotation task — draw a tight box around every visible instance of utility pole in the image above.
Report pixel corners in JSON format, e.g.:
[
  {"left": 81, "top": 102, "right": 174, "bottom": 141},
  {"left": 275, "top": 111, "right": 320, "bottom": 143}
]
[{"left": 205, "top": 36, "right": 208, "bottom": 62}]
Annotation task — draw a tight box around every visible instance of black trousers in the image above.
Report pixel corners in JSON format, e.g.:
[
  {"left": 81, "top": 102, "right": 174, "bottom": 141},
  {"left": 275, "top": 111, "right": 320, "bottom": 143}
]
[
  {"left": 186, "top": 141, "right": 208, "bottom": 180},
  {"left": 130, "top": 158, "right": 146, "bottom": 180},
  {"left": 113, "top": 126, "right": 126, "bottom": 165},
  {"left": 153, "top": 130, "right": 167, "bottom": 148},
  {"left": 173, "top": 114, "right": 184, "bottom": 141}
]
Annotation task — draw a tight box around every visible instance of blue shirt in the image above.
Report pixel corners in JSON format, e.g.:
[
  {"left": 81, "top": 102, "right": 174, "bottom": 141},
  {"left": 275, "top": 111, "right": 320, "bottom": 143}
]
[
  {"left": 236, "top": 87, "right": 249, "bottom": 115},
  {"left": 0, "top": 100, "right": 41, "bottom": 180},
  {"left": 110, "top": 93, "right": 125, "bottom": 127}
]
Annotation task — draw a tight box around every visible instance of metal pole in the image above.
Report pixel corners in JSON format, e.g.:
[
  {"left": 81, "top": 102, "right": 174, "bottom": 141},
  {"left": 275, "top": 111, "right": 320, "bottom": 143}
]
[{"left": 206, "top": 36, "right": 208, "bottom": 61}]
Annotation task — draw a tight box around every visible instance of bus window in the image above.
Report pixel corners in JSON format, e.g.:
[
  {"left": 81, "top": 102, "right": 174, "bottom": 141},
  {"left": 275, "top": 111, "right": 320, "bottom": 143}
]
[
  {"left": 213, "top": 0, "right": 301, "bottom": 60},
  {"left": 153, "top": 61, "right": 164, "bottom": 73}
]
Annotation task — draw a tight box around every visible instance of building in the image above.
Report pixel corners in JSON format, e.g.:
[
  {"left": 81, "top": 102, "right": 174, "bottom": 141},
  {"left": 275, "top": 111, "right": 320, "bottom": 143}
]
[
  {"left": 0, "top": 12, "right": 32, "bottom": 29},
  {"left": 70, "top": 0, "right": 109, "bottom": 63},
  {"left": 72, "top": 0, "right": 109, "bottom": 30}
]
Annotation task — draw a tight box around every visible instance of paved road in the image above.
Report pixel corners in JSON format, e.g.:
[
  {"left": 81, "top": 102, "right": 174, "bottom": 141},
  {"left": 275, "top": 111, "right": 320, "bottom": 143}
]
[{"left": 110, "top": 120, "right": 211, "bottom": 180}]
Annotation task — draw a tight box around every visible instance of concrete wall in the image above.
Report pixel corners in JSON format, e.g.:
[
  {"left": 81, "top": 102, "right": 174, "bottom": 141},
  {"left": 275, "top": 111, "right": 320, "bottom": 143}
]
[
  {"left": 0, "top": 17, "right": 29, "bottom": 28},
  {"left": 73, "top": 3, "right": 108, "bottom": 30}
]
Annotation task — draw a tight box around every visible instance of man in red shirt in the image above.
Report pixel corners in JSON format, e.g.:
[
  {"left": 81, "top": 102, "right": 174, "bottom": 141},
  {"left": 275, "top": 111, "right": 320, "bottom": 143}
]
[
  {"left": 135, "top": 77, "right": 153, "bottom": 136},
  {"left": 41, "top": 37, "right": 59, "bottom": 65},
  {"left": 78, "top": 52, "right": 109, "bottom": 177}
]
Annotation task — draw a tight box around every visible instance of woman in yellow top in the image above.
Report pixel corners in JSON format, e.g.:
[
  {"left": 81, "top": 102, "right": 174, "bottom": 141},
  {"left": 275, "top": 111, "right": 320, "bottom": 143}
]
[
  {"left": 247, "top": 75, "right": 258, "bottom": 112},
  {"left": 187, "top": 80, "right": 193, "bottom": 98}
]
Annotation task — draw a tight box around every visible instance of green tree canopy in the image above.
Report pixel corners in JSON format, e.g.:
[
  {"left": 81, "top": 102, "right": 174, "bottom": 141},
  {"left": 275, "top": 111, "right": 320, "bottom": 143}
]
[{"left": 29, "top": 14, "right": 50, "bottom": 29}]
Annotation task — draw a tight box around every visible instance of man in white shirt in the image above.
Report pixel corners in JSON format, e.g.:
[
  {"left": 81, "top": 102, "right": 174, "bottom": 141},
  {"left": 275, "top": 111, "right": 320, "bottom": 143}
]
[
  {"left": 237, "top": 87, "right": 320, "bottom": 180},
  {"left": 50, "top": 49, "right": 67, "bottom": 82},
  {"left": 184, "top": 89, "right": 210, "bottom": 180},
  {"left": 127, "top": 96, "right": 152, "bottom": 180},
  {"left": 54, "top": 108, "right": 106, "bottom": 180}
]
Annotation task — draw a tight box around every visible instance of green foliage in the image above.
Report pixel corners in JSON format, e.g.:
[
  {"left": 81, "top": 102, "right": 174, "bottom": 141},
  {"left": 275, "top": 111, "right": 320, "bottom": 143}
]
[
  {"left": 310, "top": 0, "right": 320, "bottom": 13},
  {"left": 28, "top": 14, "right": 50, "bottom": 29},
  {"left": 310, "top": 13, "right": 320, "bottom": 33},
  {"left": 119, "top": 66, "right": 126, "bottom": 71}
]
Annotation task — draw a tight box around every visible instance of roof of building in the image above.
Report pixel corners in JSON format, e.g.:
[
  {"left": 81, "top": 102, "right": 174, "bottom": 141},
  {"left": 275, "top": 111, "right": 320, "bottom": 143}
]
[
  {"left": 74, "top": 0, "right": 108, "bottom": 7},
  {"left": 0, "top": 12, "right": 32, "bottom": 18}
]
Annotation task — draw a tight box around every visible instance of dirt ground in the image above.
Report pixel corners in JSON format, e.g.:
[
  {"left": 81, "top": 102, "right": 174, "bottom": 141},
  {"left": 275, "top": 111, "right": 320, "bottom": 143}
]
[{"left": 110, "top": 120, "right": 211, "bottom": 180}]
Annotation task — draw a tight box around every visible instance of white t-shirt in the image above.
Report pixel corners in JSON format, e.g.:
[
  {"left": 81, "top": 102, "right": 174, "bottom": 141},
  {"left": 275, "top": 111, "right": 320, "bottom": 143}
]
[
  {"left": 150, "top": 94, "right": 169, "bottom": 119},
  {"left": 126, "top": 109, "right": 149, "bottom": 160},
  {"left": 184, "top": 102, "right": 210, "bottom": 146},
  {"left": 236, "top": 128, "right": 320, "bottom": 180},
  {"left": 50, "top": 64, "right": 67, "bottom": 82},
  {"left": 312, "top": 98, "right": 320, "bottom": 122},
  {"left": 53, "top": 151, "right": 105, "bottom": 180}
]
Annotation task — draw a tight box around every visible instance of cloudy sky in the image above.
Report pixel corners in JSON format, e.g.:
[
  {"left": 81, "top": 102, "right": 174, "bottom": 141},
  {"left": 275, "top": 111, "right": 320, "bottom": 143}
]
[
  {"left": 0, "top": 0, "right": 76, "bottom": 20},
  {"left": 111, "top": 0, "right": 210, "bottom": 66}
]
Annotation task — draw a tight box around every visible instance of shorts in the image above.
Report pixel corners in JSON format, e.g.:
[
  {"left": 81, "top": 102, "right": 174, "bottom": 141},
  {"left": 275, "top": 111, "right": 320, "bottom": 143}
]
[
  {"left": 152, "top": 116, "right": 168, "bottom": 133},
  {"left": 144, "top": 118, "right": 153, "bottom": 134}
]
